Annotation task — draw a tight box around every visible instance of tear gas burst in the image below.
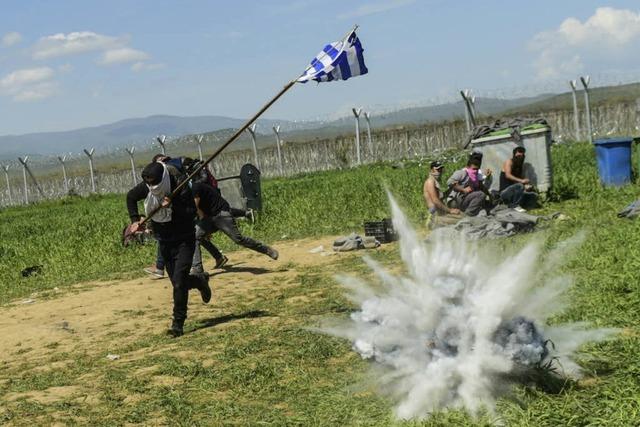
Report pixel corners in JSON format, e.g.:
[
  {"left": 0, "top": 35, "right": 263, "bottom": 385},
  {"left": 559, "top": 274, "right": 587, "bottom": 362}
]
[{"left": 324, "top": 195, "right": 616, "bottom": 420}]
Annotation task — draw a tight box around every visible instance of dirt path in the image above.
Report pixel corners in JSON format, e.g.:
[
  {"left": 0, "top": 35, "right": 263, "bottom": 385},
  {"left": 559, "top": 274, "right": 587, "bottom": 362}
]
[{"left": 0, "top": 235, "right": 369, "bottom": 369}]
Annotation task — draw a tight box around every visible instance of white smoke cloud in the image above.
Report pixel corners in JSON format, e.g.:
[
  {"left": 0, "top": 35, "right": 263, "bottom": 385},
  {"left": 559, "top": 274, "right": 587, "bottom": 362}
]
[
  {"left": 323, "top": 195, "right": 617, "bottom": 420},
  {"left": 531, "top": 7, "right": 640, "bottom": 79}
]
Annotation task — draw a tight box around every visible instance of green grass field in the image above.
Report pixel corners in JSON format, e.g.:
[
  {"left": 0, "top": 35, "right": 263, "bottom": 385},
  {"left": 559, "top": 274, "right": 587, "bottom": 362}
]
[{"left": 2, "top": 142, "right": 640, "bottom": 425}]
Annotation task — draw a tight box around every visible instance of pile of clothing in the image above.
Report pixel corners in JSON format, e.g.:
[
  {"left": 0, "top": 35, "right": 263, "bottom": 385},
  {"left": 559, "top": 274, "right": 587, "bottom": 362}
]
[
  {"left": 333, "top": 233, "right": 381, "bottom": 252},
  {"left": 452, "top": 206, "right": 541, "bottom": 239},
  {"left": 618, "top": 199, "right": 640, "bottom": 219}
]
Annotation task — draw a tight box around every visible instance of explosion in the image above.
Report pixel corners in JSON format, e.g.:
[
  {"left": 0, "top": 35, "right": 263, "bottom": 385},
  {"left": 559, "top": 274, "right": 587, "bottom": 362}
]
[{"left": 324, "top": 195, "right": 616, "bottom": 419}]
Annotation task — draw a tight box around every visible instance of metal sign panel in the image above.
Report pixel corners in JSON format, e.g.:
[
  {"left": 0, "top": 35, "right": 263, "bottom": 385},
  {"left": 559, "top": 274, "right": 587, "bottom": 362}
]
[{"left": 240, "top": 163, "right": 262, "bottom": 211}]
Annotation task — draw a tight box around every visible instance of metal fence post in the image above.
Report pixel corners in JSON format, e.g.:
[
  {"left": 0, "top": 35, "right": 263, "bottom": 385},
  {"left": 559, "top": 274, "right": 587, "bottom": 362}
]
[
  {"left": 17, "top": 156, "right": 44, "bottom": 201},
  {"left": 125, "top": 147, "right": 137, "bottom": 186},
  {"left": 18, "top": 156, "right": 29, "bottom": 204},
  {"left": 157, "top": 135, "right": 167, "bottom": 155},
  {"left": 580, "top": 76, "right": 593, "bottom": 143},
  {"left": 246, "top": 123, "right": 260, "bottom": 169},
  {"left": 208, "top": 135, "right": 218, "bottom": 176},
  {"left": 460, "top": 89, "right": 476, "bottom": 131},
  {"left": 83, "top": 148, "right": 96, "bottom": 193},
  {"left": 460, "top": 90, "right": 471, "bottom": 131},
  {"left": 352, "top": 108, "right": 362, "bottom": 164},
  {"left": 2, "top": 164, "right": 12, "bottom": 204},
  {"left": 364, "top": 112, "right": 374, "bottom": 157},
  {"left": 57, "top": 155, "right": 69, "bottom": 193},
  {"left": 196, "top": 135, "right": 204, "bottom": 161},
  {"left": 569, "top": 80, "right": 581, "bottom": 140},
  {"left": 469, "top": 95, "right": 477, "bottom": 120},
  {"left": 273, "top": 125, "right": 284, "bottom": 175}
]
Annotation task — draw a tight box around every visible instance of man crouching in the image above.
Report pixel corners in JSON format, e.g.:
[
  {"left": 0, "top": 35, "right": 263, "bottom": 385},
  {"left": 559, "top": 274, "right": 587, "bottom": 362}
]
[{"left": 126, "top": 161, "right": 212, "bottom": 337}]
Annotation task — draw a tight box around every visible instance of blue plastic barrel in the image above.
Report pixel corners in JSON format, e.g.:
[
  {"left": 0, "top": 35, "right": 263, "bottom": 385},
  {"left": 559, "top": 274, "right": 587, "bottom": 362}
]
[{"left": 593, "top": 137, "right": 633, "bottom": 186}]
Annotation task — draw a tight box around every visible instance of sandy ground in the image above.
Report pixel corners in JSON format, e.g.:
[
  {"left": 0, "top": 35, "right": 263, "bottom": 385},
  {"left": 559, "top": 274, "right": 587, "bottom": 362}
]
[{"left": 0, "top": 235, "right": 366, "bottom": 369}]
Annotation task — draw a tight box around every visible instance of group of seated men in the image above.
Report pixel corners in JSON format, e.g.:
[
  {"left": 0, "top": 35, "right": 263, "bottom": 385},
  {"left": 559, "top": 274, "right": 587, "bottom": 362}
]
[{"left": 423, "top": 146, "right": 538, "bottom": 228}]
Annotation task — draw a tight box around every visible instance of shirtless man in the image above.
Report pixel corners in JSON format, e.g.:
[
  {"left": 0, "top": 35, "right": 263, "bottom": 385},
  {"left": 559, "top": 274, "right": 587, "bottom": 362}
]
[{"left": 423, "top": 160, "right": 462, "bottom": 228}]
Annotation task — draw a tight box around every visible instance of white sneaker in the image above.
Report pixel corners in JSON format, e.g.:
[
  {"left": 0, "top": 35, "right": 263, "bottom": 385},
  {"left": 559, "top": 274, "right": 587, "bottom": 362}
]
[{"left": 514, "top": 206, "right": 527, "bottom": 213}]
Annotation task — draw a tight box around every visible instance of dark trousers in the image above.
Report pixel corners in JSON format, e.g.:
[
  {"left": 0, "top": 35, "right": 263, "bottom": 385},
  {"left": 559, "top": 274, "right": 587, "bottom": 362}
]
[
  {"left": 500, "top": 183, "right": 538, "bottom": 208},
  {"left": 159, "top": 238, "right": 207, "bottom": 323},
  {"left": 192, "top": 211, "right": 270, "bottom": 272},
  {"left": 460, "top": 191, "right": 488, "bottom": 216},
  {"left": 229, "top": 208, "right": 246, "bottom": 218}
]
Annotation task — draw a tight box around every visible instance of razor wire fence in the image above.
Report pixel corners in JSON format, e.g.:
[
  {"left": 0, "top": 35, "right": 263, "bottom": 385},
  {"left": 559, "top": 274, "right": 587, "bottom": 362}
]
[{"left": 2, "top": 98, "right": 640, "bottom": 209}]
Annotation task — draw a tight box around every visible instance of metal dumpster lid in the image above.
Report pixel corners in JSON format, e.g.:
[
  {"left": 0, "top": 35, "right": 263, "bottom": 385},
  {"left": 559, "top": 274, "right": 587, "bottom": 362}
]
[
  {"left": 593, "top": 137, "right": 634, "bottom": 145},
  {"left": 471, "top": 126, "right": 550, "bottom": 144}
]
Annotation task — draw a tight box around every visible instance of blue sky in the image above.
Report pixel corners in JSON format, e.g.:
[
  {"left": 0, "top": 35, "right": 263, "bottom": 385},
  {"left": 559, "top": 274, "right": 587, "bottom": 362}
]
[{"left": 2, "top": 0, "right": 640, "bottom": 136}]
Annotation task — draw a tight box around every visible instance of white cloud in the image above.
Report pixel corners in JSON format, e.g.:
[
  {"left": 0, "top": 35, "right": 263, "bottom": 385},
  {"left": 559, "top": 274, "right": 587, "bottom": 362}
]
[
  {"left": 338, "top": 0, "right": 415, "bottom": 19},
  {"left": 2, "top": 32, "right": 22, "bottom": 47},
  {"left": 58, "top": 63, "right": 74, "bottom": 73},
  {"left": 0, "top": 67, "right": 57, "bottom": 102},
  {"left": 1, "top": 67, "right": 54, "bottom": 90},
  {"left": 30, "top": 30, "right": 158, "bottom": 77},
  {"left": 13, "top": 82, "right": 58, "bottom": 102},
  {"left": 224, "top": 31, "right": 246, "bottom": 40},
  {"left": 531, "top": 7, "right": 640, "bottom": 79},
  {"left": 32, "top": 31, "right": 125, "bottom": 59},
  {"left": 131, "top": 62, "right": 165, "bottom": 72},
  {"left": 99, "top": 47, "right": 150, "bottom": 65}
]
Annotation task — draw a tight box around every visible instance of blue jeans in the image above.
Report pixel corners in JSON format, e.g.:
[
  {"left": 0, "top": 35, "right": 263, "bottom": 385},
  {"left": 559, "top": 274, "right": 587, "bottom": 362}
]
[
  {"left": 501, "top": 183, "right": 538, "bottom": 208},
  {"left": 155, "top": 246, "right": 165, "bottom": 270}
]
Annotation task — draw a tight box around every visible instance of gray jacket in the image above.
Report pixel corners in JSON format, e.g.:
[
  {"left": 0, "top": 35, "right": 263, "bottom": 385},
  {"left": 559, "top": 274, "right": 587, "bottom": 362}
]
[{"left": 446, "top": 168, "right": 485, "bottom": 205}]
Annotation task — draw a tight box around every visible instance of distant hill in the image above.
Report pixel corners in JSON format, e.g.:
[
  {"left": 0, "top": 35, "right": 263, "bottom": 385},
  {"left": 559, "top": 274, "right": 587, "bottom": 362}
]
[
  {"left": 259, "top": 95, "right": 555, "bottom": 146},
  {"left": 3, "top": 83, "right": 638, "bottom": 161},
  {"left": 0, "top": 115, "right": 298, "bottom": 160},
  {"left": 319, "top": 95, "right": 554, "bottom": 130},
  {"left": 505, "top": 82, "right": 640, "bottom": 114}
]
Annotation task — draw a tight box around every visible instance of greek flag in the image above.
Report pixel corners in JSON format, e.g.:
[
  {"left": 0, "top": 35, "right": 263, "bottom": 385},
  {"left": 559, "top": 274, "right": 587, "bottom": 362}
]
[{"left": 298, "top": 30, "right": 368, "bottom": 83}]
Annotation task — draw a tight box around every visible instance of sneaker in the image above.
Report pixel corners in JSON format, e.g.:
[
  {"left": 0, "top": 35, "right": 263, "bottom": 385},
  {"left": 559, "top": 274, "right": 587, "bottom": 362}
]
[
  {"left": 167, "top": 320, "right": 184, "bottom": 338},
  {"left": 245, "top": 208, "right": 255, "bottom": 224},
  {"left": 144, "top": 266, "right": 165, "bottom": 279},
  {"left": 514, "top": 206, "right": 527, "bottom": 213},
  {"left": 214, "top": 255, "right": 229, "bottom": 269},
  {"left": 198, "top": 275, "right": 212, "bottom": 304},
  {"left": 266, "top": 247, "right": 279, "bottom": 260}
]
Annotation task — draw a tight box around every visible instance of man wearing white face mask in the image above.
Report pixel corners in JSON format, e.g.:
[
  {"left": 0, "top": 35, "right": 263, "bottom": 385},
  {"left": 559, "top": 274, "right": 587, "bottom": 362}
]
[
  {"left": 126, "top": 161, "right": 212, "bottom": 337},
  {"left": 423, "top": 160, "right": 462, "bottom": 228}
]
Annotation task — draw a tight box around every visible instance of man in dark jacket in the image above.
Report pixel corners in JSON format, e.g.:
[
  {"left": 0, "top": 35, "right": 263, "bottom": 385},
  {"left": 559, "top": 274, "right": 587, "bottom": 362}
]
[
  {"left": 141, "top": 155, "right": 252, "bottom": 278},
  {"left": 126, "top": 161, "right": 211, "bottom": 337},
  {"left": 190, "top": 181, "right": 278, "bottom": 275}
]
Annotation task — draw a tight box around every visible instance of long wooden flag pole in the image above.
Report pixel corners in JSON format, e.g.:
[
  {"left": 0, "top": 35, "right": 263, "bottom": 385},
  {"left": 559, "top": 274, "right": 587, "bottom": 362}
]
[
  {"left": 141, "top": 24, "right": 359, "bottom": 225},
  {"left": 141, "top": 79, "right": 297, "bottom": 225}
]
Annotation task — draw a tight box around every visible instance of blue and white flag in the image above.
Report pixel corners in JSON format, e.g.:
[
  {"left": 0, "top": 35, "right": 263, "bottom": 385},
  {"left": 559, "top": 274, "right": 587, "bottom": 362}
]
[{"left": 298, "top": 30, "right": 368, "bottom": 83}]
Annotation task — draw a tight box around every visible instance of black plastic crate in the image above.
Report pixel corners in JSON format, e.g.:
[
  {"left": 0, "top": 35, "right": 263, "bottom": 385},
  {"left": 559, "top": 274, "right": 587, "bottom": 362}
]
[{"left": 364, "top": 218, "right": 398, "bottom": 243}]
